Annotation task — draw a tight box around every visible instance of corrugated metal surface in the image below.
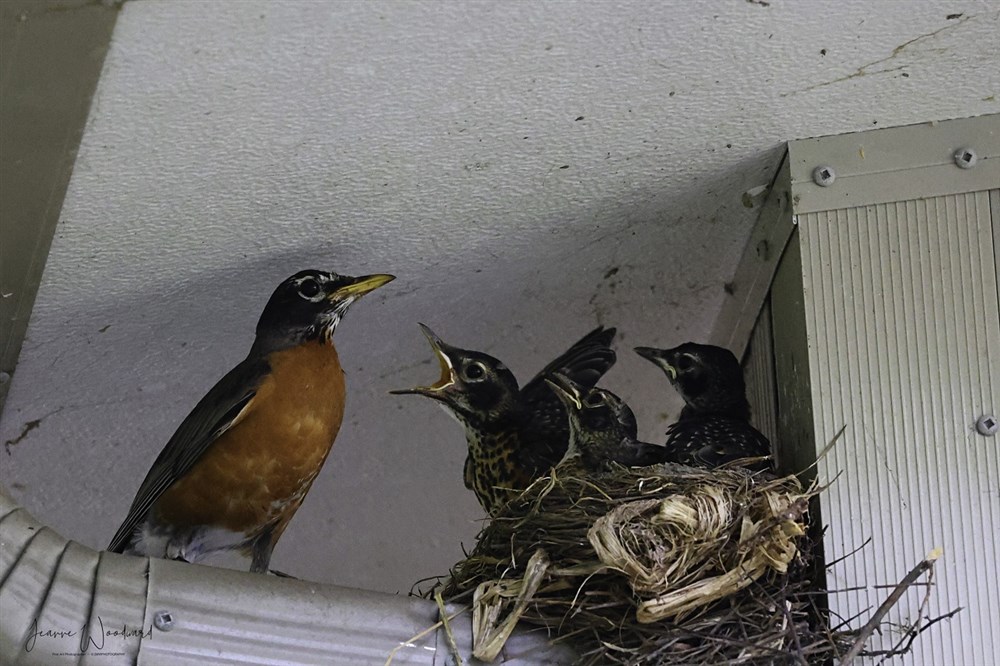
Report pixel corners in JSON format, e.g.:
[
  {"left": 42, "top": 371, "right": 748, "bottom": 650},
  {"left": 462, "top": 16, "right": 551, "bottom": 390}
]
[
  {"left": 0, "top": 487, "right": 573, "bottom": 666},
  {"left": 799, "top": 190, "right": 1000, "bottom": 665}
]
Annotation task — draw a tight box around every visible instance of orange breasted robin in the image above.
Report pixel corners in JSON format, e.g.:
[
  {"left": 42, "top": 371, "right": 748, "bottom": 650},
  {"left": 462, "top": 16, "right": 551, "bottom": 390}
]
[
  {"left": 545, "top": 372, "right": 670, "bottom": 472},
  {"left": 391, "top": 324, "right": 616, "bottom": 514},
  {"left": 107, "top": 269, "right": 395, "bottom": 573},
  {"left": 634, "top": 343, "right": 772, "bottom": 470}
]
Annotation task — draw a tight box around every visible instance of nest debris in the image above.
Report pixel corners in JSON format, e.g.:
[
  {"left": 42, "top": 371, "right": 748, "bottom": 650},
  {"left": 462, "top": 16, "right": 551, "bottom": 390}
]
[{"left": 428, "top": 461, "right": 948, "bottom": 665}]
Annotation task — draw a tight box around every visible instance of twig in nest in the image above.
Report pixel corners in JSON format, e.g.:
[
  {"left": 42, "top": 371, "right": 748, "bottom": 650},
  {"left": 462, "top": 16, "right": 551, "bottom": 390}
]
[
  {"left": 867, "top": 607, "right": 962, "bottom": 661},
  {"left": 838, "top": 547, "right": 943, "bottom": 665},
  {"left": 825, "top": 536, "right": 873, "bottom": 569},
  {"left": 799, "top": 425, "right": 848, "bottom": 475}
]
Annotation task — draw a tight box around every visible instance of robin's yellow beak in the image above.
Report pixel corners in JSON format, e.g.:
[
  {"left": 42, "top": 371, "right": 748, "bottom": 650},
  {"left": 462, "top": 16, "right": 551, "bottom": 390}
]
[{"left": 330, "top": 273, "right": 395, "bottom": 302}]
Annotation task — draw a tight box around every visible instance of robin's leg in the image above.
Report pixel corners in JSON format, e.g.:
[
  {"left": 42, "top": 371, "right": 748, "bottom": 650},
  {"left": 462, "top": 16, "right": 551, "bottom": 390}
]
[
  {"left": 164, "top": 536, "right": 197, "bottom": 564},
  {"left": 249, "top": 529, "right": 275, "bottom": 574}
]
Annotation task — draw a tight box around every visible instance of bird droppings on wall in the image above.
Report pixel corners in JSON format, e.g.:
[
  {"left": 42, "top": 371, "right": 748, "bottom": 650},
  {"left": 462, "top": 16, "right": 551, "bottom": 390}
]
[
  {"left": 3, "top": 408, "right": 63, "bottom": 455},
  {"left": 3, "top": 420, "right": 40, "bottom": 453}
]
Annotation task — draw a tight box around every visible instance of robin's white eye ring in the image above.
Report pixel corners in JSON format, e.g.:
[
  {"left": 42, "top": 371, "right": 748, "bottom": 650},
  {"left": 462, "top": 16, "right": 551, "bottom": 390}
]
[
  {"left": 677, "top": 354, "right": 695, "bottom": 371},
  {"left": 584, "top": 392, "right": 605, "bottom": 407},
  {"left": 298, "top": 278, "right": 321, "bottom": 299},
  {"left": 464, "top": 362, "right": 486, "bottom": 380}
]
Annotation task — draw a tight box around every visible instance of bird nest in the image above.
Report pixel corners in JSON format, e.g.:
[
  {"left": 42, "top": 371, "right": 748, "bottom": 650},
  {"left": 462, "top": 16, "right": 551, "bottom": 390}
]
[{"left": 427, "top": 462, "right": 944, "bottom": 665}]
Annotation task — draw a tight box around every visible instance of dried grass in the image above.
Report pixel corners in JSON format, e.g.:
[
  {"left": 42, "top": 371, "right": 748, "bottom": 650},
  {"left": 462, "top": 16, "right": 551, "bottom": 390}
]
[{"left": 427, "top": 461, "right": 947, "bottom": 665}]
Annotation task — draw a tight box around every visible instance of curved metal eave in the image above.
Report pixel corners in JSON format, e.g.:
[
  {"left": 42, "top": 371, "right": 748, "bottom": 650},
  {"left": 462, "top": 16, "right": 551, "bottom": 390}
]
[{"left": 0, "top": 487, "right": 573, "bottom": 665}]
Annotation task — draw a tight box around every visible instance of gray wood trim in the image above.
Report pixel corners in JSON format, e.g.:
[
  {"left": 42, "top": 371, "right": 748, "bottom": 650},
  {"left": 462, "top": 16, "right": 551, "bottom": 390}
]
[{"left": 0, "top": 0, "right": 119, "bottom": 410}]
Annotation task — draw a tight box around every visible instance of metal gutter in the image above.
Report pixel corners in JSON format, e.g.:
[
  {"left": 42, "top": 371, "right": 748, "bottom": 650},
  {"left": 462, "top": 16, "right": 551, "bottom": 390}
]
[{"left": 0, "top": 487, "right": 573, "bottom": 665}]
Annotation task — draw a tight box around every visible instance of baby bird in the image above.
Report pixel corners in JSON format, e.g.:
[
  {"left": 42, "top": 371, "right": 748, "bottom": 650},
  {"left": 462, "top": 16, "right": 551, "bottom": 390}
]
[
  {"left": 634, "top": 342, "right": 772, "bottom": 470},
  {"left": 545, "top": 372, "right": 670, "bottom": 472},
  {"left": 392, "top": 325, "right": 616, "bottom": 514}
]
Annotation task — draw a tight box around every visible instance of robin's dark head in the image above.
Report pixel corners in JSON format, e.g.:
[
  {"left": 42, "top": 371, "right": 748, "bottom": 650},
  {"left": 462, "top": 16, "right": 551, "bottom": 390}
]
[
  {"left": 254, "top": 269, "right": 395, "bottom": 351},
  {"left": 634, "top": 342, "right": 749, "bottom": 419},
  {"left": 545, "top": 373, "right": 637, "bottom": 462},
  {"left": 390, "top": 324, "right": 520, "bottom": 428}
]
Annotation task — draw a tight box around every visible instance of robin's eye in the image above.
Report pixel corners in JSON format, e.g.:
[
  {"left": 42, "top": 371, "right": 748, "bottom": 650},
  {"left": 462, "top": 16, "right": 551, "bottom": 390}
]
[
  {"left": 298, "top": 278, "right": 321, "bottom": 299},
  {"left": 677, "top": 354, "right": 695, "bottom": 371},
  {"left": 464, "top": 362, "right": 486, "bottom": 381},
  {"left": 584, "top": 392, "right": 605, "bottom": 408}
]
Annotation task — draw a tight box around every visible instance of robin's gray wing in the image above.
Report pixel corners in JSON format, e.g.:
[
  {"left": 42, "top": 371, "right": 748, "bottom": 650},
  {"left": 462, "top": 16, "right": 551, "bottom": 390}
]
[
  {"left": 107, "top": 355, "right": 270, "bottom": 553},
  {"left": 519, "top": 327, "right": 617, "bottom": 470}
]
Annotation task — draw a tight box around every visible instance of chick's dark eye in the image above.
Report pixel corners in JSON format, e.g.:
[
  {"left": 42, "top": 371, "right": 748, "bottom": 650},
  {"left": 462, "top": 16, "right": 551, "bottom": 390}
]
[
  {"left": 464, "top": 363, "right": 485, "bottom": 380},
  {"left": 298, "top": 278, "right": 321, "bottom": 298},
  {"left": 677, "top": 355, "right": 694, "bottom": 371},
  {"left": 584, "top": 392, "right": 604, "bottom": 407}
]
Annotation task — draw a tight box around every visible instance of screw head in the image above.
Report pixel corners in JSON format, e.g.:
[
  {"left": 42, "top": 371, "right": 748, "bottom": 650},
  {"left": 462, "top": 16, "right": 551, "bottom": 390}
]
[
  {"left": 153, "top": 610, "right": 175, "bottom": 632},
  {"left": 812, "top": 165, "right": 836, "bottom": 187},
  {"left": 954, "top": 147, "right": 978, "bottom": 169},
  {"left": 976, "top": 414, "right": 998, "bottom": 437}
]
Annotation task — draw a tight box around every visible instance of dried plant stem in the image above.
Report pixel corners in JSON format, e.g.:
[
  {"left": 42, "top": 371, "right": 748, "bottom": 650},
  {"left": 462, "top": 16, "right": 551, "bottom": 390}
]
[
  {"left": 424, "top": 461, "right": 950, "bottom": 665},
  {"left": 384, "top": 606, "right": 468, "bottom": 666},
  {"left": 838, "top": 548, "right": 941, "bottom": 665},
  {"left": 435, "top": 589, "right": 463, "bottom": 666}
]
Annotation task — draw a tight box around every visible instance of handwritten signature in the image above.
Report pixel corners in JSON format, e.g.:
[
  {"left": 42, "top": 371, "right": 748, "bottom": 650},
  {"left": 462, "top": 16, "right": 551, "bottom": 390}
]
[{"left": 24, "top": 616, "right": 152, "bottom": 653}]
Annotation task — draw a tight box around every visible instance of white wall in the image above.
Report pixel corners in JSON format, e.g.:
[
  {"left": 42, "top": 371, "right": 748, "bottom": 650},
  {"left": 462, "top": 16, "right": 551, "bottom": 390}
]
[{"left": 1, "top": 0, "right": 997, "bottom": 594}]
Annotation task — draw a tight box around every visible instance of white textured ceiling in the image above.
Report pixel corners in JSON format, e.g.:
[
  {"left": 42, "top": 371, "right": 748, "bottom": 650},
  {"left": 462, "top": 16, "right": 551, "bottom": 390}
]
[{"left": 2, "top": 0, "right": 998, "bottom": 594}]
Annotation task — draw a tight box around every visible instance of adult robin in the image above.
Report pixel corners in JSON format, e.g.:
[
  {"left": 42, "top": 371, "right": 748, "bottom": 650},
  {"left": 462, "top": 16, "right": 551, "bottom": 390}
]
[
  {"left": 391, "top": 324, "right": 616, "bottom": 514},
  {"left": 107, "top": 268, "right": 394, "bottom": 573},
  {"left": 545, "top": 372, "right": 670, "bottom": 472},
  {"left": 634, "top": 343, "right": 772, "bottom": 470}
]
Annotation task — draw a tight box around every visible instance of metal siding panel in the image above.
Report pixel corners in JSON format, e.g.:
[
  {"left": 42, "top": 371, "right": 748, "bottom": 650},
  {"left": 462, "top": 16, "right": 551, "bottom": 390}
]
[
  {"left": 788, "top": 114, "right": 1000, "bottom": 214},
  {"left": 789, "top": 116, "right": 1000, "bottom": 182},
  {"left": 800, "top": 191, "right": 1000, "bottom": 665}
]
